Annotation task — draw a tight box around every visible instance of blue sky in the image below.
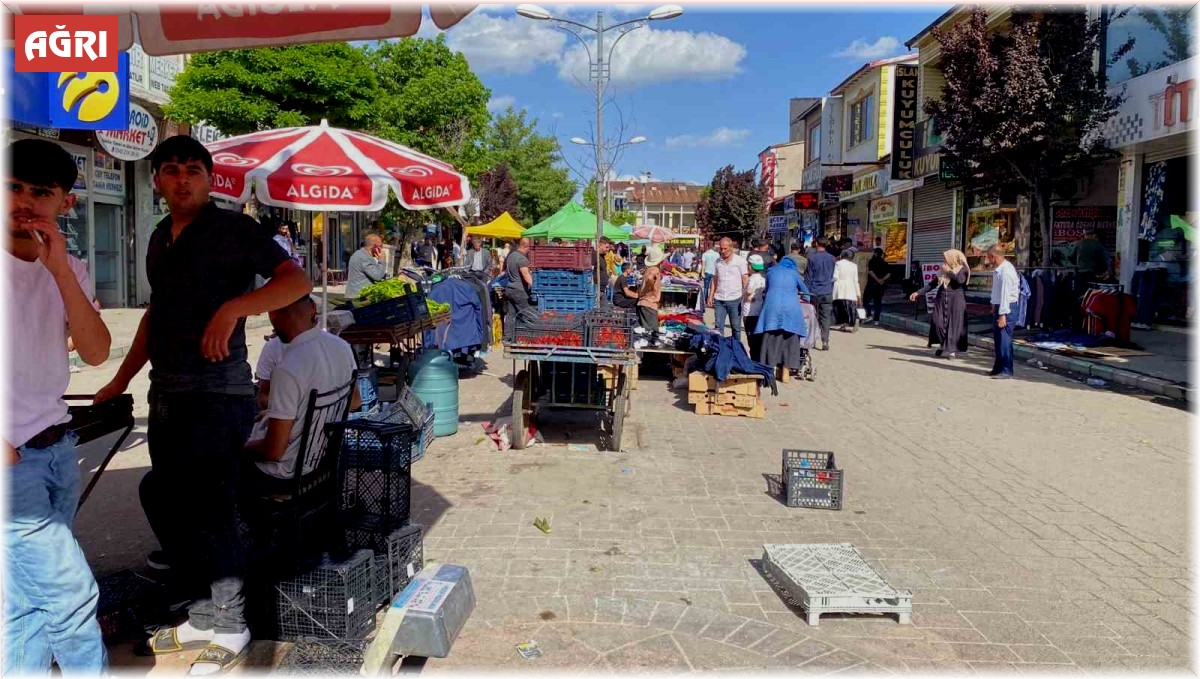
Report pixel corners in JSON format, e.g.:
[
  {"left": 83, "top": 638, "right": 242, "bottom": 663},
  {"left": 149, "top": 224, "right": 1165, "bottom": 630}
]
[{"left": 423, "top": 4, "right": 950, "bottom": 186}]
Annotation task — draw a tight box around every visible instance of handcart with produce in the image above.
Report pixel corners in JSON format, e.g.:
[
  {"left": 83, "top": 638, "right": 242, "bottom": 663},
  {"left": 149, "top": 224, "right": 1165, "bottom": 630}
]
[
  {"left": 501, "top": 243, "right": 638, "bottom": 451},
  {"left": 336, "top": 279, "right": 452, "bottom": 369}
]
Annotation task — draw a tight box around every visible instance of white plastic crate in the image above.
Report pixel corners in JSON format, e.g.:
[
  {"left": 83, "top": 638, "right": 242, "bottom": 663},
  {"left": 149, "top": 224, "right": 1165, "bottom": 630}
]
[{"left": 762, "top": 543, "right": 912, "bottom": 626}]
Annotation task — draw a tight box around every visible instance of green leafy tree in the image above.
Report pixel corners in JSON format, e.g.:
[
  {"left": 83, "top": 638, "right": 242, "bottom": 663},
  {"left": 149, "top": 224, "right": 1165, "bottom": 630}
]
[
  {"left": 165, "top": 43, "right": 379, "bottom": 134},
  {"left": 581, "top": 180, "right": 638, "bottom": 226},
  {"left": 927, "top": 7, "right": 1123, "bottom": 266},
  {"left": 484, "top": 109, "right": 576, "bottom": 227},
  {"left": 364, "top": 36, "right": 492, "bottom": 265},
  {"left": 695, "top": 165, "right": 763, "bottom": 244}
]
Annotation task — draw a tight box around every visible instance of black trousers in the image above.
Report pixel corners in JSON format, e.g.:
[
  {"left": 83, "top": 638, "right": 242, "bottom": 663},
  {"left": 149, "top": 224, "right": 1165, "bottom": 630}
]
[
  {"left": 812, "top": 293, "right": 833, "bottom": 344},
  {"left": 143, "top": 389, "right": 255, "bottom": 633},
  {"left": 864, "top": 284, "right": 885, "bottom": 321},
  {"left": 743, "top": 315, "right": 761, "bottom": 361}
]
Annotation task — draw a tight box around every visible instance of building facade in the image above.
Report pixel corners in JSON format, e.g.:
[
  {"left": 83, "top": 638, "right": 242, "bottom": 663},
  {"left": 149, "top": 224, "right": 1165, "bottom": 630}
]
[{"left": 606, "top": 179, "right": 703, "bottom": 234}]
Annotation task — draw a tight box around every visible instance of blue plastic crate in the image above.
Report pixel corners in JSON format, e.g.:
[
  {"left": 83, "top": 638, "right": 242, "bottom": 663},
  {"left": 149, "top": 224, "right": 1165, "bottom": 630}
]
[
  {"left": 533, "top": 269, "right": 596, "bottom": 296},
  {"left": 536, "top": 293, "right": 596, "bottom": 313}
]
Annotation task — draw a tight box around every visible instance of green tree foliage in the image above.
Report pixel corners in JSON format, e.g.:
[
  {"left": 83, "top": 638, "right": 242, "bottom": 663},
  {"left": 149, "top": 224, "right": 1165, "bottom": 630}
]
[
  {"left": 484, "top": 108, "right": 576, "bottom": 227},
  {"left": 165, "top": 43, "right": 379, "bottom": 134},
  {"left": 695, "top": 165, "right": 764, "bottom": 243},
  {"left": 926, "top": 7, "right": 1123, "bottom": 266},
  {"left": 581, "top": 180, "right": 638, "bottom": 226},
  {"left": 365, "top": 36, "right": 492, "bottom": 179}
]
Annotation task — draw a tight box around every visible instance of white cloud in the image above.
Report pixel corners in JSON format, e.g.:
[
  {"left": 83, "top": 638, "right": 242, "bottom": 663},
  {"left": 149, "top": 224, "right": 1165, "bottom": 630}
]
[
  {"left": 488, "top": 95, "right": 517, "bottom": 112},
  {"left": 552, "top": 112, "right": 564, "bottom": 119},
  {"left": 832, "top": 36, "right": 905, "bottom": 60},
  {"left": 557, "top": 27, "right": 745, "bottom": 86},
  {"left": 664, "top": 127, "right": 750, "bottom": 149},
  {"left": 444, "top": 13, "right": 567, "bottom": 74}
]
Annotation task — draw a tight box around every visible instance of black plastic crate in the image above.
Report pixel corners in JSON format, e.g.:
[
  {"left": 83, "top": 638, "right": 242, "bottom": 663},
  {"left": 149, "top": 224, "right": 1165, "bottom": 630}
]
[
  {"left": 274, "top": 549, "right": 377, "bottom": 641},
  {"left": 277, "top": 639, "right": 368, "bottom": 675},
  {"left": 95, "top": 569, "right": 167, "bottom": 641},
  {"left": 343, "top": 515, "right": 425, "bottom": 605},
  {"left": 350, "top": 292, "right": 428, "bottom": 327},
  {"left": 782, "top": 449, "right": 843, "bottom": 510},
  {"left": 512, "top": 309, "right": 586, "bottom": 347},
  {"left": 586, "top": 307, "right": 637, "bottom": 349}
]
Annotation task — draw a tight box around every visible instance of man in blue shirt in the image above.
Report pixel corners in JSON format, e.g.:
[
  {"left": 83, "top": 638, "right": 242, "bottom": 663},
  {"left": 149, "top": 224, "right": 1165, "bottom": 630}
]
[{"left": 804, "top": 237, "right": 836, "bottom": 351}]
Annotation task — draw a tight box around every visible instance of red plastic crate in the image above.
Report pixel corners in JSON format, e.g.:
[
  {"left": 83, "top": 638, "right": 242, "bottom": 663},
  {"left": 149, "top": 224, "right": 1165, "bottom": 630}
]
[{"left": 529, "top": 243, "right": 594, "bottom": 271}]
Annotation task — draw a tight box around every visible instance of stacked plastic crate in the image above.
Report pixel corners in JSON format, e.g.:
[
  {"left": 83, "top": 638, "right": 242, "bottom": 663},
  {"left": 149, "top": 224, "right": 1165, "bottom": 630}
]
[
  {"left": 529, "top": 243, "right": 596, "bottom": 314},
  {"left": 268, "top": 414, "right": 425, "bottom": 643}
]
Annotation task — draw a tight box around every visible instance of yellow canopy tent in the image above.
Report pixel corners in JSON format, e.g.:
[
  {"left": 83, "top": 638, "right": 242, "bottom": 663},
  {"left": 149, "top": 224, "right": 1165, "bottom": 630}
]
[{"left": 466, "top": 212, "right": 524, "bottom": 240}]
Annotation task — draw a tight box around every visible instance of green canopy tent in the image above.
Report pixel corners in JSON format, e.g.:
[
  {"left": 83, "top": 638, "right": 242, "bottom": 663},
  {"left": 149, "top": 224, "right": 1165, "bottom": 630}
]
[{"left": 523, "top": 201, "right": 630, "bottom": 241}]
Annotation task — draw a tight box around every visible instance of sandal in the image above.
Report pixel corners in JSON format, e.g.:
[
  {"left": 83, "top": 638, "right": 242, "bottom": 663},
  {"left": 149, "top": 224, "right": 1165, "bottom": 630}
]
[
  {"left": 135, "top": 627, "right": 211, "bottom": 656},
  {"left": 189, "top": 643, "right": 249, "bottom": 674}
]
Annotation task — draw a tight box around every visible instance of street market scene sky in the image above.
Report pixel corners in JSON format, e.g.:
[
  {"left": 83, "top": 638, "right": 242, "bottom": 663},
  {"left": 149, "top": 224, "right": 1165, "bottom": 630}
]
[{"left": 422, "top": 4, "right": 952, "bottom": 185}]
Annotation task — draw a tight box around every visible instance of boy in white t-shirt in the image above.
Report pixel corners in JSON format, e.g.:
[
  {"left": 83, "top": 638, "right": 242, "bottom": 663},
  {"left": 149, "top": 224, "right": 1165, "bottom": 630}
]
[{"left": 5, "top": 138, "right": 112, "bottom": 674}]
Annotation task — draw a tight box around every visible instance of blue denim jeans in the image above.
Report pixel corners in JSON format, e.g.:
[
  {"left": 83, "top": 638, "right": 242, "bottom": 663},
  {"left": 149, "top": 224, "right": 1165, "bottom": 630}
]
[
  {"left": 713, "top": 299, "right": 743, "bottom": 341},
  {"left": 4, "top": 430, "right": 107, "bottom": 675},
  {"left": 992, "top": 311, "right": 1015, "bottom": 376},
  {"left": 700, "top": 274, "right": 714, "bottom": 307}
]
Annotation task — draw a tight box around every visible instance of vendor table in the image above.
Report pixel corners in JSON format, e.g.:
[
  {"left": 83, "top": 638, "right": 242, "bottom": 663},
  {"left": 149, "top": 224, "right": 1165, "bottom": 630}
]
[
  {"left": 660, "top": 283, "right": 700, "bottom": 309},
  {"left": 633, "top": 346, "right": 694, "bottom": 390},
  {"left": 337, "top": 311, "right": 450, "bottom": 369},
  {"left": 502, "top": 344, "right": 637, "bottom": 451}
]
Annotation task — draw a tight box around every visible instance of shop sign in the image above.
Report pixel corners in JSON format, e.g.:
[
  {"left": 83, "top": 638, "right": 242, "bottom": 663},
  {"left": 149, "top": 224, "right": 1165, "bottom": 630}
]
[
  {"left": 148, "top": 53, "right": 181, "bottom": 99},
  {"left": 768, "top": 214, "right": 788, "bottom": 234},
  {"left": 787, "top": 213, "right": 799, "bottom": 230},
  {"left": 921, "top": 262, "right": 942, "bottom": 308},
  {"left": 913, "top": 117, "right": 943, "bottom": 178},
  {"left": 760, "top": 148, "right": 779, "bottom": 203},
  {"left": 127, "top": 44, "right": 184, "bottom": 106},
  {"left": 1051, "top": 205, "right": 1117, "bottom": 261},
  {"left": 870, "top": 196, "right": 899, "bottom": 223},
  {"left": 822, "top": 173, "right": 852, "bottom": 193},
  {"left": 843, "top": 169, "right": 885, "bottom": 200},
  {"left": 802, "top": 162, "right": 823, "bottom": 191},
  {"left": 884, "top": 176, "right": 923, "bottom": 196},
  {"left": 1104, "top": 56, "right": 1198, "bottom": 148},
  {"left": 8, "top": 50, "right": 130, "bottom": 131},
  {"left": 12, "top": 121, "right": 60, "bottom": 139},
  {"left": 190, "top": 121, "right": 227, "bottom": 145},
  {"left": 71, "top": 151, "right": 88, "bottom": 192},
  {"left": 801, "top": 211, "right": 820, "bottom": 230},
  {"left": 91, "top": 150, "right": 125, "bottom": 196},
  {"left": 96, "top": 102, "right": 158, "bottom": 161},
  {"left": 796, "top": 191, "right": 820, "bottom": 211},
  {"left": 783, "top": 193, "right": 795, "bottom": 213},
  {"left": 890, "top": 65, "right": 919, "bottom": 180}
]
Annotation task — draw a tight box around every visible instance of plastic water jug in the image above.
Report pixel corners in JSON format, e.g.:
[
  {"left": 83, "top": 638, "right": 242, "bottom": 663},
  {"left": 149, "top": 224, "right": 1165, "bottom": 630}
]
[{"left": 408, "top": 350, "right": 459, "bottom": 437}]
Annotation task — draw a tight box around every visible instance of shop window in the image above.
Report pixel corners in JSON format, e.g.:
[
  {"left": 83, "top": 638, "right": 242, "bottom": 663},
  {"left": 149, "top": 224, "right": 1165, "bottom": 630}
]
[
  {"left": 808, "top": 125, "right": 821, "bottom": 161},
  {"left": 1105, "top": 5, "right": 1197, "bottom": 84},
  {"left": 848, "top": 95, "right": 874, "bottom": 148},
  {"left": 965, "top": 207, "right": 1018, "bottom": 271}
]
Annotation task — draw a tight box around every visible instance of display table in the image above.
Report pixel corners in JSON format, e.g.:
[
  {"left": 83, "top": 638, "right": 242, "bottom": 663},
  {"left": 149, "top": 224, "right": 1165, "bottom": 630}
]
[
  {"left": 336, "top": 310, "right": 450, "bottom": 367},
  {"left": 634, "top": 346, "right": 694, "bottom": 390}
]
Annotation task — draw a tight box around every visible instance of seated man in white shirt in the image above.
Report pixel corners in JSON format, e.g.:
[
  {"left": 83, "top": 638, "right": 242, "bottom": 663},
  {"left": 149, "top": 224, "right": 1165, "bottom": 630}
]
[{"left": 245, "top": 294, "right": 358, "bottom": 491}]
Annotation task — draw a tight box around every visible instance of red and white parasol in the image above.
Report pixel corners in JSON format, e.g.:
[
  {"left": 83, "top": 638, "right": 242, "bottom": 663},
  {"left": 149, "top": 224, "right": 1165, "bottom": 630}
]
[
  {"left": 2, "top": 4, "right": 476, "bottom": 56},
  {"left": 631, "top": 224, "right": 677, "bottom": 244},
  {"left": 205, "top": 120, "right": 471, "bottom": 212}
]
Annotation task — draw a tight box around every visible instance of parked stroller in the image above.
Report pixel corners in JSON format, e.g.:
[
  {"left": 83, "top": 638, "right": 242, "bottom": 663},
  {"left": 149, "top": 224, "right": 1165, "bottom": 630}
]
[{"left": 796, "top": 293, "right": 818, "bottom": 382}]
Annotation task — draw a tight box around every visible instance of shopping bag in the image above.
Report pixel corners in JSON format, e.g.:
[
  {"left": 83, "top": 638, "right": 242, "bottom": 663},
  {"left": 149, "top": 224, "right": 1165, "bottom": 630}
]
[{"left": 856, "top": 307, "right": 867, "bottom": 321}]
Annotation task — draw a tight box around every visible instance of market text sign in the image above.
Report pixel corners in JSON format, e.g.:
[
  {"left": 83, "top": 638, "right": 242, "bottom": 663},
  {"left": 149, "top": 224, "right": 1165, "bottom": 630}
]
[
  {"left": 891, "top": 65, "right": 919, "bottom": 180},
  {"left": 15, "top": 14, "right": 118, "bottom": 72}
]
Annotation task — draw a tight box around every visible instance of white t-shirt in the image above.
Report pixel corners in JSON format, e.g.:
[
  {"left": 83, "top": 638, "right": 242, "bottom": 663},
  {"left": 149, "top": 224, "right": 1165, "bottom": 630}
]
[
  {"left": 256, "top": 337, "right": 285, "bottom": 382},
  {"left": 6, "top": 251, "right": 95, "bottom": 448},
  {"left": 743, "top": 273, "right": 766, "bottom": 316},
  {"left": 713, "top": 255, "right": 748, "bottom": 302},
  {"left": 701, "top": 249, "right": 720, "bottom": 275},
  {"left": 257, "top": 327, "right": 356, "bottom": 480}
]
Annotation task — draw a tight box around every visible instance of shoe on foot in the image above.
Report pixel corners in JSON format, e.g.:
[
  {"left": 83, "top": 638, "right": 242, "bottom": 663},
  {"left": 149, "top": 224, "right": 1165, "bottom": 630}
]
[
  {"left": 147, "top": 550, "right": 171, "bottom": 571},
  {"left": 821, "top": 343, "right": 829, "bottom": 351},
  {"left": 934, "top": 349, "right": 943, "bottom": 357},
  {"left": 990, "top": 373, "right": 1012, "bottom": 380}
]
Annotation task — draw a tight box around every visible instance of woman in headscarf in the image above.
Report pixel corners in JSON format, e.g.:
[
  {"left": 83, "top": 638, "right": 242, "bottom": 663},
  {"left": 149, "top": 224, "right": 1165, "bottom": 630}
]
[
  {"left": 755, "top": 256, "right": 811, "bottom": 374},
  {"left": 910, "top": 249, "right": 970, "bottom": 358}
]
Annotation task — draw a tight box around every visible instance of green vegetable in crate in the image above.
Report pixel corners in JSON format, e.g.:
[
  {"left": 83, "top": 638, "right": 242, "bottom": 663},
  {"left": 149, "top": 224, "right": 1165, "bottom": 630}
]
[
  {"left": 426, "top": 299, "right": 451, "bottom": 315},
  {"left": 357, "top": 279, "right": 414, "bottom": 305}
]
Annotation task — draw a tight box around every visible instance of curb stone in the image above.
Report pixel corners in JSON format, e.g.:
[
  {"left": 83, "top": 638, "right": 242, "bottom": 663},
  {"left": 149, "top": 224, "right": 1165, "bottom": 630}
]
[{"left": 876, "top": 311, "right": 1188, "bottom": 403}]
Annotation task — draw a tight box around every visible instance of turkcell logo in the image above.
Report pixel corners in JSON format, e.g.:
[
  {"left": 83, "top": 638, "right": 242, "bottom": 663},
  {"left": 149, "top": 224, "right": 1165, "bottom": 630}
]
[{"left": 49, "top": 52, "right": 129, "bottom": 130}]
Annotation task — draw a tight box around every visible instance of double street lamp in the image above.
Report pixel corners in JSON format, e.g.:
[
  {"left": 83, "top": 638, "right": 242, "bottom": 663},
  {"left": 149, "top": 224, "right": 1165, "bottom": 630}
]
[{"left": 517, "top": 3, "right": 683, "bottom": 283}]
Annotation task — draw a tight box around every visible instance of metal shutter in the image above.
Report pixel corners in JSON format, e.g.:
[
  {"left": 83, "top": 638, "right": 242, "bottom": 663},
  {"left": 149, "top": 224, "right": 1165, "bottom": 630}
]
[{"left": 910, "top": 179, "right": 954, "bottom": 266}]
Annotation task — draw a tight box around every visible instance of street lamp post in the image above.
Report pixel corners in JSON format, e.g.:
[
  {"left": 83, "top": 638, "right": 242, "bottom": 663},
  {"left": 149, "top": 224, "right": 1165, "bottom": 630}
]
[{"left": 518, "top": 3, "right": 682, "bottom": 288}]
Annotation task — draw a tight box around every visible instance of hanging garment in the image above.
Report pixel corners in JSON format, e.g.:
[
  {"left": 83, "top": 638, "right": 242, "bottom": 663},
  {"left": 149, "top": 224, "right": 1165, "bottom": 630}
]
[
  {"left": 686, "top": 330, "right": 778, "bottom": 395},
  {"left": 428, "top": 277, "right": 484, "bottom": 352}
]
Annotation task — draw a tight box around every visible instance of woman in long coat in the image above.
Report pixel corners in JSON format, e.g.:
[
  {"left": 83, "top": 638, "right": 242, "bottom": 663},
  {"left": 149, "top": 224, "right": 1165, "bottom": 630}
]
[
  {"left": 910, "top": 249, "right": 970, "bottom": 358},
  {"left": 755, "top": 257, "right": 811, "bottom": 371}
]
